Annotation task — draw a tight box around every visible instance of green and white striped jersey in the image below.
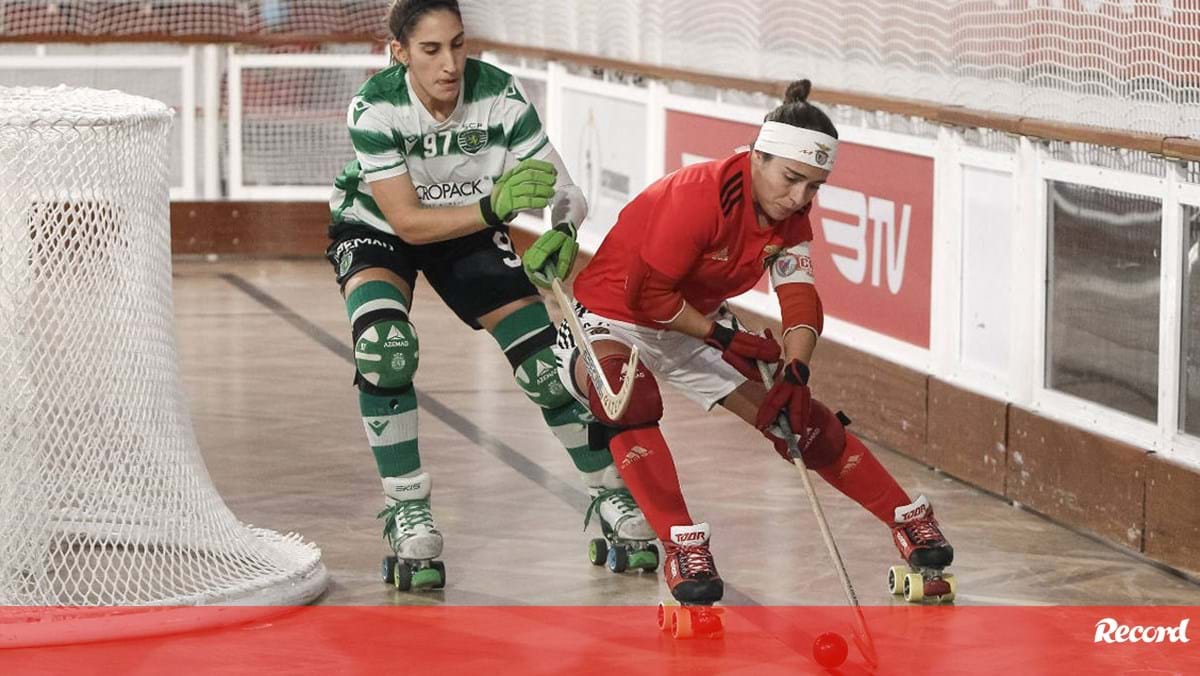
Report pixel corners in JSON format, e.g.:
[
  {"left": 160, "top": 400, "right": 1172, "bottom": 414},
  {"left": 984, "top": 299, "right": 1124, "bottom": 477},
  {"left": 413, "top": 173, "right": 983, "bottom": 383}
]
[{"left": 330, "top": 57, "right": 549, "bottom": 233}]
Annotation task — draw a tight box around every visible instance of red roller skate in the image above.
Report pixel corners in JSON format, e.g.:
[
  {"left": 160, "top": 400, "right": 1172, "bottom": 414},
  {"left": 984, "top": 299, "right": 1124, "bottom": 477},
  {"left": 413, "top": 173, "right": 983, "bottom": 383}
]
[
  {"left": 888, "top": 495, "right": 956, "bottom": 603},
  {"left": 656, "top": 523, "right": 725, "bottom": 639}
]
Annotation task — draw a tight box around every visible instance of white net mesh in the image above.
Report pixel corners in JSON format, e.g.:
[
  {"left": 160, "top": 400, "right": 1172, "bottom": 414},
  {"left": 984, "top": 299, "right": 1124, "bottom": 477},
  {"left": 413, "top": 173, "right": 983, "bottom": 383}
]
[
  {"left": 0, "top": 86, "right": 327, "bottom": 619},
  {"left": 468, "top": 0, "right": 1199, "bottom": 138},
  {"left": 2, "top": 1, "right": 1196, "bottom": 196}
]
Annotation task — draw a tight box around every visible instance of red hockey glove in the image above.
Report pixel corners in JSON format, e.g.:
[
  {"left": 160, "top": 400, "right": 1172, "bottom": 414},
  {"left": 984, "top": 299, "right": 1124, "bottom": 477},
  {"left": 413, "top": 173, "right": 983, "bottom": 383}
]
[
  {"left": 763, "top": 426, "right": 796, "bottom": 463},
  {"left": 703, "top": 325, "right": 781, "bottom": 382},
  {"left": 755, "top": 359, "right": 812, "bottom": 441}
]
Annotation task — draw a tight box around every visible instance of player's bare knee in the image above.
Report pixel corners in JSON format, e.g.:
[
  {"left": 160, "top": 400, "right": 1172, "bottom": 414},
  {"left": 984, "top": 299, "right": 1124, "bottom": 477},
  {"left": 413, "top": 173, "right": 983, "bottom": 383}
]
[
  {"left": 589, "top": 354, "right": 662, "bottom": 427},
  {"left": 799, "top": 401, "right": 847, "bottom": 469}
]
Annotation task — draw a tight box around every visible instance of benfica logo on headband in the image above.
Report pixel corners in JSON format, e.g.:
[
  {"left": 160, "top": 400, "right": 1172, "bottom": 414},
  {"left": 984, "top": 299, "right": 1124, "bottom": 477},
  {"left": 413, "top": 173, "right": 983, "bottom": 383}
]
[
  {"left": 814, "top": 143, "right": 832, "bottom": 167},
  {"left": 754, "top": 122, "right": 839, "bottom": 171}
]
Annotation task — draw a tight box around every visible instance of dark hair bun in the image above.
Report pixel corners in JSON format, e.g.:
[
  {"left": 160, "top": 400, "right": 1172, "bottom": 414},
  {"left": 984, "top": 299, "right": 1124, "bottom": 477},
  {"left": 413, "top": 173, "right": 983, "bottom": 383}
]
[{"left": 783, "top": 79, "right": 812, "bottom": 105}]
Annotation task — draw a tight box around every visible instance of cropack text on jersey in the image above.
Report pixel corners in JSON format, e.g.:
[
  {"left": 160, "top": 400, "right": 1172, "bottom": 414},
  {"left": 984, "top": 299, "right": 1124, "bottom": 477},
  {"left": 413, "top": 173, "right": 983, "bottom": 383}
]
[{"left": 330, "top": 58, "right": 548, "bottom": 233}]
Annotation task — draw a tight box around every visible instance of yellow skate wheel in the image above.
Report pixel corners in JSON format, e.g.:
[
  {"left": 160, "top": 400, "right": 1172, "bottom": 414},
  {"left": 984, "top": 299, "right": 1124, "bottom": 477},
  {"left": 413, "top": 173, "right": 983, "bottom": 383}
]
[
  {"left": 588, "top": 538, "right": 607, "bottom": 566},
  {"left": 656, "top": 602, "right": 674, "bottom": 632},
  {"left": 672, "top": 606, "right": 694, "bottom": 639},
  {"left": 887, "top": 566, "right": 907, "bottom": 595},
  {"left": 902, "top": 572, "right": 925, "bottom": 603},
  {"left": 942, "top": 574, "right": 956, "bottom": 603}
]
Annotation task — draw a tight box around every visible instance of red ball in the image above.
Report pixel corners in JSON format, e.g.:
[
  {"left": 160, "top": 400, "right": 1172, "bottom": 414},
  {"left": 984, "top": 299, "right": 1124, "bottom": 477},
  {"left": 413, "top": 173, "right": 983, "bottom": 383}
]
[{"left": 812, "top": 631, "right": 848, "bottom": 668}]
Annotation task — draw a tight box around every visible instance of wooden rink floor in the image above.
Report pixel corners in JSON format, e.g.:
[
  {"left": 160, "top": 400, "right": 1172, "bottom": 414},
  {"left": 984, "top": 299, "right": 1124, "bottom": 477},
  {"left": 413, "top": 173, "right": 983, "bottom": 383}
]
[{"left": 174, "top": 257, "right": 1200, "bottom": 610}]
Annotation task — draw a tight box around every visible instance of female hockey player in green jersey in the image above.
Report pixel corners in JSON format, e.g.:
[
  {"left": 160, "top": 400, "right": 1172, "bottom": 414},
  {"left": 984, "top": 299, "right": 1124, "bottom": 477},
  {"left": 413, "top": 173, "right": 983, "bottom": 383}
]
[{"left": 325, "top": 0, "right": 654, "bottom": 591}]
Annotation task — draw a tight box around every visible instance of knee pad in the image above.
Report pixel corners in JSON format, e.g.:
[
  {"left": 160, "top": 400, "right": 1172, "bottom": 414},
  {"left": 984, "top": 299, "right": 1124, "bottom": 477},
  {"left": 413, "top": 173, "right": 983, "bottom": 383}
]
[
  {"left": 492, "top": 302, "right": 574, "bottom": 409},
  {"left": 353, "top": 310, "right": 418, "bottom": 393},
  {"left": 513, "top": 344, "right": 574, "bottom": 410},
  {"left": 800, "top": 401, "right": 848, "bottom": 469},
  {"left": 590, "top": 353, "right": 662, "bottom": 428}
]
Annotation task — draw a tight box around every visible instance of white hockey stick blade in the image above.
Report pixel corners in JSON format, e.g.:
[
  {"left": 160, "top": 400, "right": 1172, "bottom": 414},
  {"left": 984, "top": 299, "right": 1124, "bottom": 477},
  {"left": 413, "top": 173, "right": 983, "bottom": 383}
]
[{"left": 550, "top": 278, "right": 638, "bottom": 421}]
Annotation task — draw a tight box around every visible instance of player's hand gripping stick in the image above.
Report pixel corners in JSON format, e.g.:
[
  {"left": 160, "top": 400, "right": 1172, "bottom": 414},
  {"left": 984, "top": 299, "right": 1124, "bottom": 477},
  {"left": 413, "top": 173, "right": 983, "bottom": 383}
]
[
  {"left": 703, "top": 324, "right": 780, "bottom": 381},
  {"left": 756, "top": 358, "right": 879, "bottom": 670}
]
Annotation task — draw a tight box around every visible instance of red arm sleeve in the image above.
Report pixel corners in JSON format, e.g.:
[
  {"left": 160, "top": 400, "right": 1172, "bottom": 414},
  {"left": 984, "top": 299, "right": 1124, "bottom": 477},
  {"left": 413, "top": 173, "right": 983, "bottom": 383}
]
[{"left": 777, "top": 282, "right": 824, "bottom": 336}]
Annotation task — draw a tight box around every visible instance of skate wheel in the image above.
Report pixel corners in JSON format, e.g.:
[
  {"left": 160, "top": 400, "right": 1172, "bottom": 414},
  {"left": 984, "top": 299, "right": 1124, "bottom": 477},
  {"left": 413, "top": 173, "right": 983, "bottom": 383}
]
[
  {"left": 902, "top": 572, "right": 924, "bottom": 602},
  {"left": 887, "top": 565, "right": 907, "bottom": 595},
  {"left": 628, "top": 545, "right": 658, "bottom": 572},
  {"left": 394, "top": 561, "right": 413, "bottom": 592},
  {"left": 671, "top": 606, "right": 693, "bottom": 639},
  {"left": 938, "top": 574, "right": 956, "bottom": 603},
  {"left": 607, "top": 545, "right": 629, "bottom": 573},
  {"left": 431, "top": 561, "right": 447, "bottom": 590},
  {"left": 410, "top": 564, "right": 442, "bottom": 590},
  {"left": 588, "top": 538, "right": 607, "bottom": 566},
  {"left": 381, "top": 555, "right": 398, "bottom": 585},
  {"left": 656, "top": 602, "right": 674, "bottom": 632}
]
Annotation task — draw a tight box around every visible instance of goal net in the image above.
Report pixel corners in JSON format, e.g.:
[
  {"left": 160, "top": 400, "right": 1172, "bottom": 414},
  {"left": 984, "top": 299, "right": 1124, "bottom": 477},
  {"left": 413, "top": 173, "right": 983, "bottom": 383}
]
[{"left": 0, "top": 85, "right": 327, "bottom": 645}]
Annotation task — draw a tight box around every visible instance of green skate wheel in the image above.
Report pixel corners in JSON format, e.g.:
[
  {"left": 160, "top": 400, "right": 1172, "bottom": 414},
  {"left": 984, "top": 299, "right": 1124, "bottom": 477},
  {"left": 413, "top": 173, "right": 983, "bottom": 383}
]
[
  {"left": 588, "top": 538, "right": 608, "bottom": 566},
  {"left": 607, "top": 545, "right": 628, "bottom": 573},
  {"left": 887, "top": 565, "right": 907, "bottom": 595},
  {"left": 410, "top": 565, "right": 442, "bottom": 590},
  {"left": 627, "top": 547, "right": 658, "bottom": 572},
  {"left": 382, "top": 556, "right": 398, "bottom": 584},
  {"left": 394, "top": 561, "right": 413, "bottom": 592},
  {"left": 431, "top": 561, "right": 446, "bottom": 589}
]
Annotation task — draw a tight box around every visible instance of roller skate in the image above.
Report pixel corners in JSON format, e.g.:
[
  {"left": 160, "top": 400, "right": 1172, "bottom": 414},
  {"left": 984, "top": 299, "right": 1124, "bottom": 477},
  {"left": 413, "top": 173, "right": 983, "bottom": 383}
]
[
  {"left": 378, "top": 472, "right": 446, "bottom": 592},
  {"left": 887, "top": 495, "right": 955, "bottom": 603},
  {"left": 582, "top": 467, "right": 659, "bottom": 573},
  {"left": 656, "top": 523, "right": 724, "bottom": 639}
]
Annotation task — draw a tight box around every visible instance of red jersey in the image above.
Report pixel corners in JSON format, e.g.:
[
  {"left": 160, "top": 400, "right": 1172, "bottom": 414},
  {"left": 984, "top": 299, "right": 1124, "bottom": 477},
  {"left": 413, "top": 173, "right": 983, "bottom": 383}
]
[{"left": 574, "top": 152, "right": 813, "bottom": 326}]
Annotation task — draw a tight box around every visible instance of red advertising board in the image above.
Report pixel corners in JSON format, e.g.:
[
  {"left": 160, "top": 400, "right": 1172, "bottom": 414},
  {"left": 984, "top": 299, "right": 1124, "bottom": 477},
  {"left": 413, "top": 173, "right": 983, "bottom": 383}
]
[
  {"left": 665, "top": 110, "right": 933, "bottom": 348},
  {"left": 9, "top": 605, "right": 1198, "bottom": 674}
]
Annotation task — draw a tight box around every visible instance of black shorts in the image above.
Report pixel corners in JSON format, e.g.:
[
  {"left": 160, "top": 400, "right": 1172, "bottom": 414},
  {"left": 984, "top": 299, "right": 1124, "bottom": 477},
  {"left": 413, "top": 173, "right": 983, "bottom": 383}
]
[{"left": 326, "top": 223, "right": 539, "bottom": 330}]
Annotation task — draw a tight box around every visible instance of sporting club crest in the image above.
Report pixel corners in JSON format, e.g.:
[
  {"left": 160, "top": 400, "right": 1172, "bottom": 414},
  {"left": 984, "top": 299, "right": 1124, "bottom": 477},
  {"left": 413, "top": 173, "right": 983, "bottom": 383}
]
[{"left": 457, "top": 125, "right": 489, "bottom": 156}]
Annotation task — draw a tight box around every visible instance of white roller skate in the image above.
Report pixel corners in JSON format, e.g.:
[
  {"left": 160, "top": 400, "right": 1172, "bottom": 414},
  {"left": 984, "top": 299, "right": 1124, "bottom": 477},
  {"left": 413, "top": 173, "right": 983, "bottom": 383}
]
[
  {"left": 887, "top": 495, "right": 955, "bottom": 603},
  {"left": 378, "top": 471, "right": 445, "bottom": 591},
  {"left": 582, "top": 466, "right": 659, "bottom": 573}
]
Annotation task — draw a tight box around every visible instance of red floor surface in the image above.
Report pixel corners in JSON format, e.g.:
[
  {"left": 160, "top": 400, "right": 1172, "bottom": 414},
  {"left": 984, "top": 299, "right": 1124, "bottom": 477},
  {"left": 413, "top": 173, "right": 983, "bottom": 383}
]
[{"left": 3, "top": 605, "right": 1197, "bottom": 675}]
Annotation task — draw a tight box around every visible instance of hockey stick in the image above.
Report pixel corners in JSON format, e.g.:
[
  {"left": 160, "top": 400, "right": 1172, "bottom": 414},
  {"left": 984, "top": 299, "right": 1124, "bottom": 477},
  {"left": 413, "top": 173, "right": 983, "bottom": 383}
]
[
  {"left": 757, "top": 359, "right": 880, "bottom": 670},
  {"left": 550, "top": 277, "right": 639, "bottom": 421}
]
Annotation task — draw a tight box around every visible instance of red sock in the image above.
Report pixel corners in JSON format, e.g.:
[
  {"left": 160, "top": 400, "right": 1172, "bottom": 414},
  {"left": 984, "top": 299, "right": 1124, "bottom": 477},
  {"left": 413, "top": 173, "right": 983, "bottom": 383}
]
[
  {"left": 608, "top": 426, "right": 692, "bottom": 541},
  {"left": 815, "top": 432, "right": 911, "bottom": 525}
]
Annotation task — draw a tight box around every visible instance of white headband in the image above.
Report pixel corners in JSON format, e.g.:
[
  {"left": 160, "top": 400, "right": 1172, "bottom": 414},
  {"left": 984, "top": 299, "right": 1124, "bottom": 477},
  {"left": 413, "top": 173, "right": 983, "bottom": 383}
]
[{"left": 753, "top": 121, "right": 838, "bottom": 171}]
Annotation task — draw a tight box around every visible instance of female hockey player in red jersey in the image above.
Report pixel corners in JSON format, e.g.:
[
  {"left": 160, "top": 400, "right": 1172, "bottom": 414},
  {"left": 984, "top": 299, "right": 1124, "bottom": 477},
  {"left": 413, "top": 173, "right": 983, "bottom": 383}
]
[
  {"left": 325, "top": 0, "right": 653, "bottom": 592},
  {"left": 552, "top": 80, "right": 954, "bottom": 606}
]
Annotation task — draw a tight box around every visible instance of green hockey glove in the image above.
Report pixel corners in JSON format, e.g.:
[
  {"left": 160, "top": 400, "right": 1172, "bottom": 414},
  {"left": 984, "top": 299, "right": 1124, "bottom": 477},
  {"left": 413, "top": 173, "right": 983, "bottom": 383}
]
[
  {"left": 523, "top": 222, "right": 579, "bottom": 288},
  {"left": 479, "top": 158, "right": 557, "bottom": 226}
]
